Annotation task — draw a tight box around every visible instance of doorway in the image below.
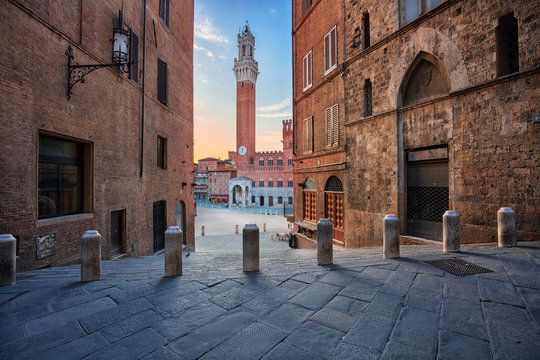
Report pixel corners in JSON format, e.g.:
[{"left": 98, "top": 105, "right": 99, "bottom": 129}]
[
  {"left": 269, "top": 196, "right": 274, "bottom": 207},
  {"left": 110, "top": 209, "right": 125, "bottom": 257},
  {"left": 153, "top": 201, "right": 166, "bottom": 251}
]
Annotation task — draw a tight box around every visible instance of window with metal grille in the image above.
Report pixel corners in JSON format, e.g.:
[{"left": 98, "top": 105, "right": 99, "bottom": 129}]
[
  {"left": 159, "top": 0, "right": 170, "bottom": 27},
  {"left": 325, "top": 104, "right": 339, "bottom": 147},
  {"left": 364, "top": 79, "right": 372, "bottom": 117},
  {"left": 496, "top": 13, "right": 519, "bottom": 77},
  {"left": 129, "top": 30, "right": 139, "bottom": 83},
  {"left": 157, "top": 136, "right": 167, "bottom": 169},
  {"left": 303, "top": 116, "right": 313, "bottom": 152},
  {"left": 157, "top": 59, "right": 168, "bottom": 105},
  {"left": 362, "top": 12, "right": 370, "bottom": 49},
  {"left": 303, "top": 50, "right": 312, "bottom": 91},
  {"left": 324, "top": 26, "right": 337, "bottom": 74},
  {"left": 407, "top": 186, "right": 448, "bottom": 222}
]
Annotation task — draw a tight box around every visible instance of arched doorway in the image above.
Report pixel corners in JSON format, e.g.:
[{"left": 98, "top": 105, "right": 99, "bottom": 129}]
[
  {"left": 259, "top": 196, "right": 264, "bottom": 206},
  {"left": 325, "top": 176, "right": 344, "bottom": 242},
  {"left": 176, "top": 201, "right": 186, "bottom": 245},
  {"left": 303, "top": 178, "right": 316, "bottom": 222},
  {"left": 232, "top": 185, "right": 243, "bottom": 206},
  {"left": 269, "top": 196, "right": 274, "bottom": 207}
]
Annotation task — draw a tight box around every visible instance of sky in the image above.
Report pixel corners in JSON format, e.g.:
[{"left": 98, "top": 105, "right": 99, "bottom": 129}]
[{"left": 193, "top": 0, "right": 292, "bottom": 161}]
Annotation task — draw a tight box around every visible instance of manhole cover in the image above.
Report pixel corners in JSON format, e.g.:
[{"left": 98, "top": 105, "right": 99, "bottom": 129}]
[{"left": 425, "top": 258, "right": 493, "bottom": 276}]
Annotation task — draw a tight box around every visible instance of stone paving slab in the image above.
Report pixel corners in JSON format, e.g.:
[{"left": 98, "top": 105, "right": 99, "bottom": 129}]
[{"left": 0, "top": 241, "right": 540, "bottom": 359}]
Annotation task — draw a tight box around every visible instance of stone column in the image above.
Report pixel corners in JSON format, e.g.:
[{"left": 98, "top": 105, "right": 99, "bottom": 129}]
[
  {"left": 81, "top": 230, "right": 101, "bottom": 282},
  {"left": 443, "top": 211, "right": 460, "bottom": 253},
  {"left": 498, "top": 207, "right": 517, "bottom": 247},
  {"left": 383, "top": 215, "right": 400, "bottom": 259},
  {"left": 317, "top": 218, "right": 333, "bottom": 265},
  {"left": 243, "top": 223, "right": 259, "bottom": 272},
  {"left": 165, "top": 226, "right": 182, "bottom": 276},
  {"left": 0, "top": 234, "right": 16, "bottom": 286}
]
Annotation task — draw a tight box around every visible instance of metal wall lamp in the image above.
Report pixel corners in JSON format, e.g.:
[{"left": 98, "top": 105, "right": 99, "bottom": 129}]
[
  {"left": 66, "top": 10, "right": 130, "bottom": 99},
  {"left": 350, "top": 27, "right": 362, "bottom": 48}
]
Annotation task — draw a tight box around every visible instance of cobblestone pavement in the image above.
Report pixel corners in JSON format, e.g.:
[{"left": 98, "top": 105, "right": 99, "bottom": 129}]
[{"left": 1, "top": 242, "right": 540, "bottom": 359}]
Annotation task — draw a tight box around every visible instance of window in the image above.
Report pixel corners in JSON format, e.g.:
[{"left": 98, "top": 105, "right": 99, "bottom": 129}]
[
  {"left": 268, "top": 178, "right": 274, "bottom": 187},
  {"left": 268, "top": 158, "right": 274, "bottom": 166},
  {"left": 157, "top": 59, "right": 168, "bottom": 105},
  {"left": 288, "top": 178, "right": 293, "bottom": 187},
  {"left": 278, "top": 178, "right": 283, "bottom": 187},
  {"left": 496, "top": 13, "right": 519, "bottom": 77},
  {"left": 277, "top": 157, "right": 283, "bottom": 166},
  {"left": 362, "top": 12, "right": 370, "bottom": 49},
  {"left": 38, "top": 135, "right": 89, "bottom": 219},
  {"left": 259, "top": 178, "right": 264, "bottom": 187},
  {"left": 400, "top": 0, "right": 442, "bottom": 26},
  {"left": 159, "top": 0, "right": 170, "bottom": 27},
  {"left": 242, "top": 45, "right": 246, "bottom": 57},
  {"left": 364, "top": 79, "right": 372, "bottom": 117},
  {"left": 129, "top": 30, "right": 139, "bottom": 83},
  {"left": 278, "top": 196, "right": 283, "bottom": 204},
  {"left": 288, "top": 157, "right": 293, "bottom": 166},
  {"left": 303, "top": 50, "right": 313, "bottom": 90},
  {"left": 157, "top": 136, "right": 167, "bottom": 169},
  {"left": 303, "top": 116, "right": 313, "bottom": 153},
  {"left": 324, "top": 26, "right": 337, "bottom": 74},
  {"left": 252, "top": 196, "right": 255, "bottom": 204},
  {"left": 288, "top": 196, "right": 293, "bottom": 204},
  {"left": 302, "top": 0, "right": 313, "bottom": 15},
  {"left": 259, "top": 158, "right": 264, "bottom": 167},
  {"left": 325, "top": 104, "right": 339, "bottom": 147}
]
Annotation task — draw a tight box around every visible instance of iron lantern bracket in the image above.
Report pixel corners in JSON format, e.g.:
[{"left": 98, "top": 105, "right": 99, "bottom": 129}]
[{"left": 66, "top": 45, "right": 128, "bottom": 99}]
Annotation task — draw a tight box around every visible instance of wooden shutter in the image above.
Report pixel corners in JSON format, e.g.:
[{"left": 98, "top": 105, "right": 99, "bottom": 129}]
[
  {"left": 332, "top": 104, "right": 339, "bottom": 145},
  {"left": 331, "top": 27, "right": 337, "bottom": 68},
  {"left": 325, "top": 107, "right": 331, "bottom": 146},
  {"left": 158, "top": 59, "right": 168, "bottom": 105},
  {"left": 129, "top": 30, "right": 139, "bottom": 83},
  {"left": 303, "top": 55, "right": 307, "bottom": 89},
  {"left": 324, "top": 33, "right": 330, "bottom": 72}
]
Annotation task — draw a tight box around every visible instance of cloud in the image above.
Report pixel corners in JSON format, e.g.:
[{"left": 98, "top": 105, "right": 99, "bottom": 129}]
[
  {"left": 257, "top": 112, "right": 292, "bottom": 118},
  {"left": 269, "top": 8, "right": 277, "bottom": 13},
  {"left": 194, "top": 43, "right": 205, "bottom": 51},
  {"left": 206, "top": 51, "right": 215, "bottom": 58},
  {"left": 195, "top": 11, "right": 230, "bottom": 44},
  {"left": 218, "top": 55, "right": 227, "bottom": 60},
  {"left": 257, "top": 98, "right": 291, "bottom": 112}
]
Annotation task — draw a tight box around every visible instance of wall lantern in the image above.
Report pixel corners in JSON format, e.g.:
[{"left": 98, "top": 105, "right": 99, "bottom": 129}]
[
  {"left": 350, "top": 27, "right": 362, "bottom": 48},
  {"left": 66, "top": 10, "right": 130, "bottom": 99}
]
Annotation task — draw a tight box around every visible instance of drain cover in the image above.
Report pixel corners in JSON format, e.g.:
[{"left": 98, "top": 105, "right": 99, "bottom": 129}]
[{"left": 425, "top": 258, "right": 493, "bottom": 276}]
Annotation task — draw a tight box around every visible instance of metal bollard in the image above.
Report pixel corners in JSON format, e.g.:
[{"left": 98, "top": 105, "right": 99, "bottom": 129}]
[
  {"left": 243, "top": 223, "right": 259, "bottom": 272},
  {"left": 165, "top": 226, "right": 183, "bottom": 276},
  {"left": 263, "top": 223, "right": 266, "bottom": 232},
  {"left": 317, "top": 219, "right": 333, "bottom": 265},
  {"left": 443, "top": 211, "right": 460, "bottom": 253},
  {"left": 81, "top": 230, "right": 101, "bottom": 282},
  {"left": 235, "top": 224, "right": 239, "bottom": 234},
  {"left": 383, "top": 215, "right": 400, "bottom": 259},
  {"left": 201, "top": 225, "right": 205, "bottom": 236},
  {"left": 498, "top": 207, "right": 517, "bottom": 247},
  {"left": 0, "top": 234, "right": 16, "bottom": 286}
]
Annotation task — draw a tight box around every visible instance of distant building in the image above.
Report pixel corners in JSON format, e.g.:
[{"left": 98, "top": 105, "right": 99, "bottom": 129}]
[
  {"left": 208, "top": 168, "right": 237, "bottom": 204},
  {"left": 228, "top": 24, "right": 294, "bottom": 209},
  {"left": 0, "top": 0, "right": 194, "bottom": 271},
  {"left": 292, "top": 0, "right": 539, "bottom": 248}
]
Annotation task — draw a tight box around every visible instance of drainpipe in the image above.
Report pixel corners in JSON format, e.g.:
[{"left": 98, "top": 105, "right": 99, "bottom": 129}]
[{"left": 140, "top": 0, "right": 147, "bottom": 177}]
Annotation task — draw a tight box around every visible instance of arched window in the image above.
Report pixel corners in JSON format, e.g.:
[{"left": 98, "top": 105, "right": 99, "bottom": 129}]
[
  {"left": 278, "top": 196, "right": 283, "bottom": 204},
  {"left": 242, "top": 44, "right": 246, "bottom": 56},
  {"left": 259, "top": 158, "right": 264, "bottom": 167},
  {"left": 288, "top": 178, "right": 293, "bottom": 187},
  {"left": 277, "top": 157, "right": 283, "bottom": 166},
  {"left": 259, "top": 178, "right": 264, "bottom": 187},
  {"left": 325, "top": 176, "right": 344, "bottom": 241},
  {"left": 250, "top": 45, "right": 253, "bottom": 57},
  {"left": 303, "top": 178, "right": 316, "bottom": 222},
  {"left": 268, "top": 178, "right": 274, "bottom": 187},
  {"left": 288, "top": 196, "right": 293, "bottom": 204},
  {"left": 277, "top": 178, "right": 283, "bottom": 187},
  {"left": 268, "top": 157, "right": 274, "bottom": 166},
  {"left": 288, "top": 156, "right": 293, "bottom": 166}
]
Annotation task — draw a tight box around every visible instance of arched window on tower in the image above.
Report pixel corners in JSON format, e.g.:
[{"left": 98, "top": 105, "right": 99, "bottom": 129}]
[
  {"left": 242, "top": 45, "right": 246, "bottom": 57},
  {"left": 250, "top": 45, "right": 253, "bottom": 57}
]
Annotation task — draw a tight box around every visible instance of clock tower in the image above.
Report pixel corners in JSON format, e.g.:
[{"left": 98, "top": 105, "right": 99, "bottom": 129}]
[{"left": 233, "top": 23, "right": 258, "bottom": 163}]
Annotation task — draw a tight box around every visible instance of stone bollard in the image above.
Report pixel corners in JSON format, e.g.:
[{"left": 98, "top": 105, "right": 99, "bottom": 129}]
[
  {"left": 263, "top": 223, "right": 266, "bottom": 232},
  {"left": 0, "top": 234, "right": 16, "bottom": 286},
  {"left": 235, "top": 224, "right": 239, "bottom": 234},
  {"left": 443, "top": 211, "right": 460, "bottom": 253},
  {"left": 383, "top": 215, "right": 400, "bottom": 259},
  {"left": 317, "top": 219, "right": 333, "bottom": 265},
  {"left": 498, "top": 207, "right": 517, "bottom": 247},
  {"left": 201, "top": 225, "right": 205, "bottom": 236},
  {"left": 243, "top": 223, "right": 259, "bottom": 272},
  {"left": 81, "top": 231, "right": 101, "bottom": 282},
  {"left": 165, "top": 226, "right": 183, "bottom": 276}
]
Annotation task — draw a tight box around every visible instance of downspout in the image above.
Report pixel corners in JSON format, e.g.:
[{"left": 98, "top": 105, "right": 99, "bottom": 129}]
[{"left": 140, "top": 0, "right": 147, "bottom": 177}]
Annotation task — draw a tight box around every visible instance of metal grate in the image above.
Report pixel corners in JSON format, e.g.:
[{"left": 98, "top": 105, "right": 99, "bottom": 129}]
[
  {"left": 325, "top": 176, "right": 343, "bottom": 192},
  {"left": 407, "top": 186, "right": 448, "bottom": 223},
  {"left": 425, "top": 258, "right": 493, "bottom": 276}
]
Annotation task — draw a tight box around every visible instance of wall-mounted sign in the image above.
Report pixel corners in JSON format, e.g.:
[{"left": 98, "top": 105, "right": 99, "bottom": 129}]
[{"left": 36, "top": 233, "right": 56, "bottom": 259}]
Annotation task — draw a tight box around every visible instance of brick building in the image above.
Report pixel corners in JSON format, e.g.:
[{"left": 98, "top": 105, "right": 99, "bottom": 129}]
[
  {"left": 292, "top": 0, "right": 539, "bottom": 248},
  {"left": 228, "top": 24, "right": 294, "bottom": 209},
  {"left": 0, "top": 0, "right": 194, "bottom": 271},
  {"left": 208, "top": 168, "right": 237, "bottom": 204}
]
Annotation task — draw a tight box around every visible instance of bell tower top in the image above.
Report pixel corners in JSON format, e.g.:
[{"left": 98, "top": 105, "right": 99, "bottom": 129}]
[{"left": 234, "top": 21, "right": 259, "bottom": 84}]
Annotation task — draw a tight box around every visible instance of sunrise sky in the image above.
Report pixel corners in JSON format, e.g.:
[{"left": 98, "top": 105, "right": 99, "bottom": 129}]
[{"left": 193, "top": 0, "right": 292, "bottom": 161}]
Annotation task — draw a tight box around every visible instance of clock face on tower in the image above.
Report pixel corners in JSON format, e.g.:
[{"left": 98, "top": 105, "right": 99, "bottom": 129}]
[{"left": 238, "top": 146, "right": 247, "bottom": 156}]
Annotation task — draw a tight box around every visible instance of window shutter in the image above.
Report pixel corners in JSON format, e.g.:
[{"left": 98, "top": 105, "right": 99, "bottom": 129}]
[
  {"left": 308, "top": 51, "right": 312, "bottom": 86},
  {"left": 129, "top": 30, "right": 139, "bottom": 83},
  {"left": 324, "top": 34, "right": 330, "bottom": 72},
  {"left": 158, "top": 59, "right": 168, "bottom": 105},
  {"left": 325, "top": 107, "right": 332, "bottom": 146},
  {"left": 303, "top": 118, "right": 308, "bottom": 152},
  {"left": 332, "top": 28, "right": 337, "bottom": 68},
  {"left": 303, "top": 55, "right": 307, "bottom": 89},
  {"left": 332, "top": 104, "right": 339, "bottom": 145}
]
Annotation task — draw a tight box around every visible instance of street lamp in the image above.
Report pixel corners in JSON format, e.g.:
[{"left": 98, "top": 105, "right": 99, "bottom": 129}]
[{"left": 66, "top": 10, "right": 130, "bottom": 99}]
